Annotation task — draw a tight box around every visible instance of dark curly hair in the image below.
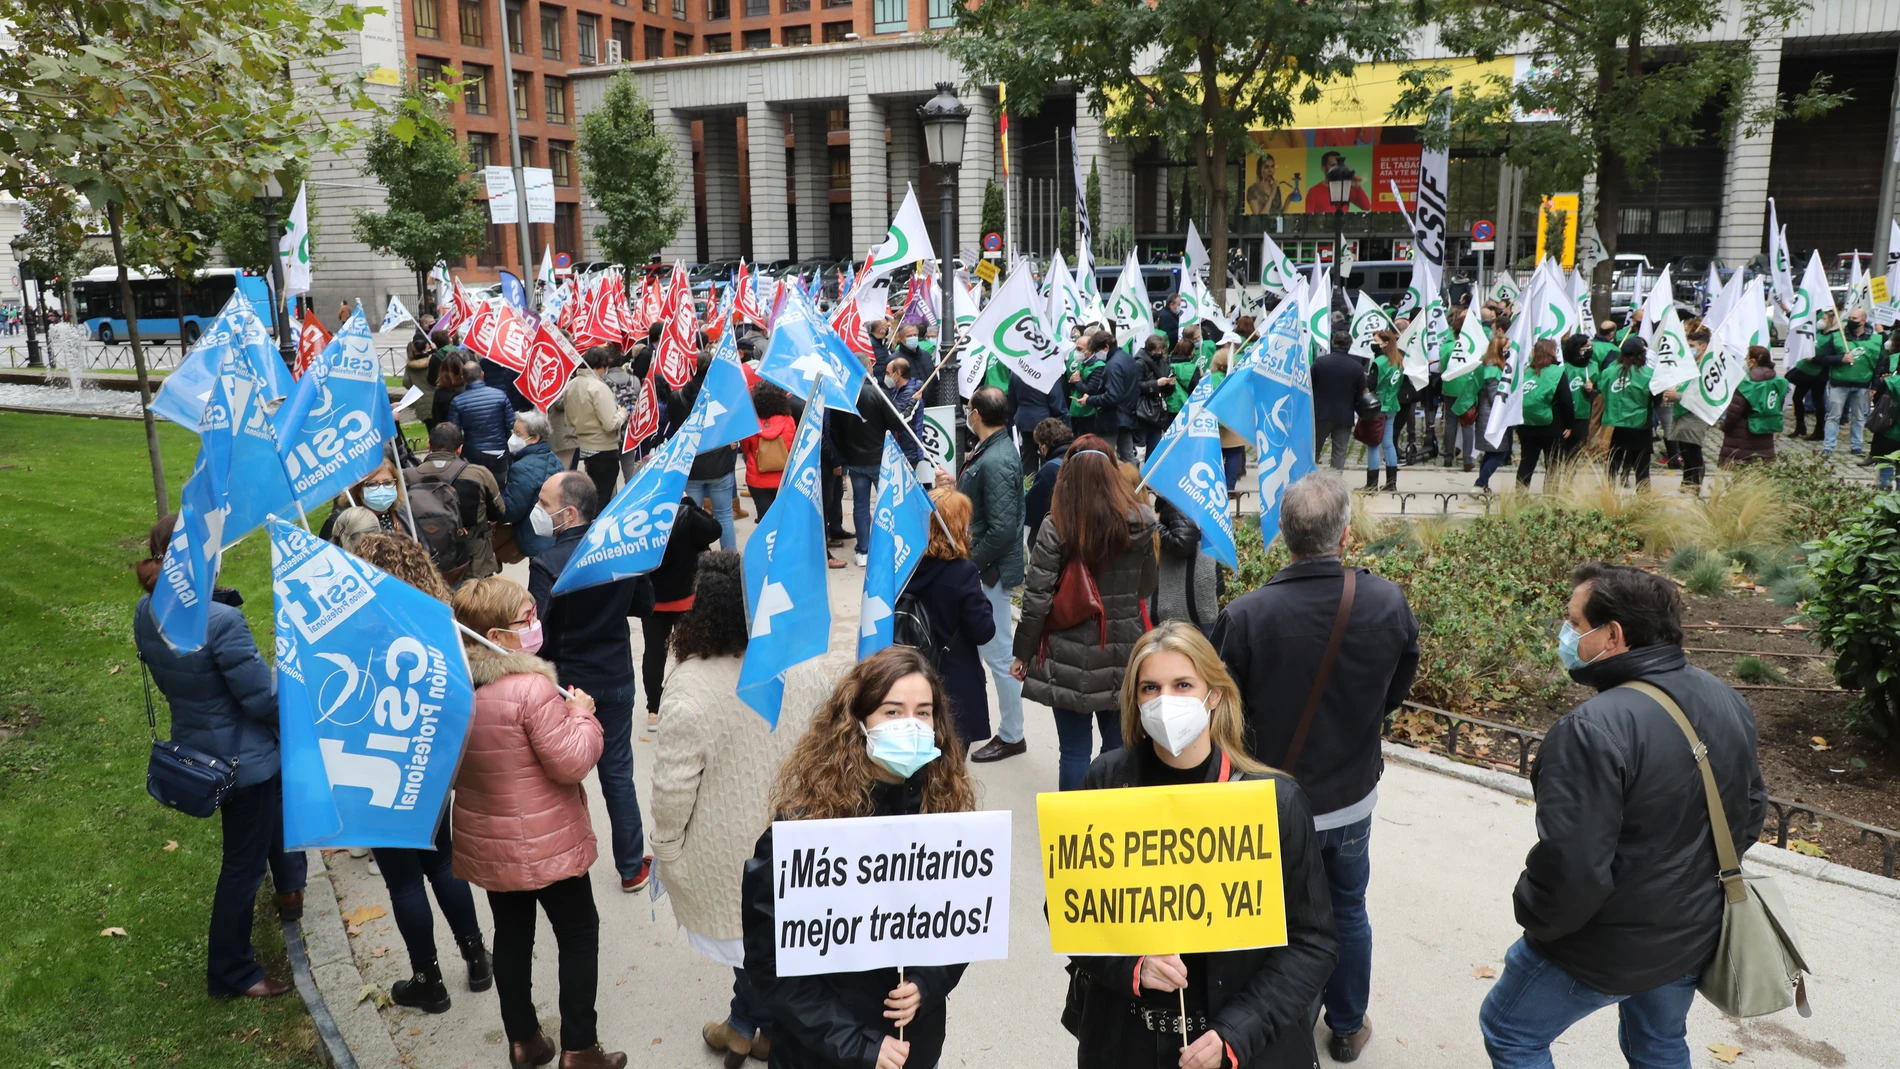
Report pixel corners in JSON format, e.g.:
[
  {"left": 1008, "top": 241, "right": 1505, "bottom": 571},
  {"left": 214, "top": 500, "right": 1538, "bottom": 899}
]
[
  {"left": 670, "top": 551, "right": 748, "bottom": 661},
  {"left": 751, "top": 379, "right": 793, "bottom": 420}
]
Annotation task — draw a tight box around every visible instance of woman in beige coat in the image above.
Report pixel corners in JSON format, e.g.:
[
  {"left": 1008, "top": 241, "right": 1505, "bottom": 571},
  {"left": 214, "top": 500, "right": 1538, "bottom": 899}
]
[
  {"left": 648, "top": 553, "right": 827, "bottom": 1067},
  {"left": 450, "top": 576, "right": 625, "bottom": 1069}
]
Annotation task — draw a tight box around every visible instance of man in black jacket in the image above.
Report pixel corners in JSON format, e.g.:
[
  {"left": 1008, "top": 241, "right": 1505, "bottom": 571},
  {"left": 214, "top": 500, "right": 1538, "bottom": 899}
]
[
  {"left": 1311, "top": 332, "right": 1367, "bottom": 471},
  {"left": 528, "top": 472, "right": 658, "bottom": 894},
  {"left": 1480, "top": 563, "right": 1766, "bottom": 1068},
  {"left": 1098, "top": 331, "right": 1143, "bottom": 463},
  {"left": 1210, "top": 472, "right": 1418, "bottom": 1063},
  {"left": 828, "top": 368, "right": 910, "bottom": 565}
]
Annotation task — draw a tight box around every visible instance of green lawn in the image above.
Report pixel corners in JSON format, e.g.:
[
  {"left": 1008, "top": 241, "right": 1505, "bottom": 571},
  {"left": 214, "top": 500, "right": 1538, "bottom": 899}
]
[{"left": 0, "top": 414, "right": 320, "bottom": 1067}]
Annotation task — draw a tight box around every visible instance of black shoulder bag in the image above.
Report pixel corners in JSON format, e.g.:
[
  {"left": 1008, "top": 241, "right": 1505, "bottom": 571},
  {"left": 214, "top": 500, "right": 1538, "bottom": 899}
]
[{"left": 143, "top": 655, "right": 245, "bottom": 818}]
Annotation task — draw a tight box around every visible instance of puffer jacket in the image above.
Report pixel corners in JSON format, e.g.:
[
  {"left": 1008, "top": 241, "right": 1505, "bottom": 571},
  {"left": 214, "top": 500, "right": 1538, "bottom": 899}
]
[
  {"left": 451, "top": 648, "right": 602, "bottom": 893},
  {"left": 133, "top": 590, "right": 279, "bottom": 787},
  {"left": 1014, "top": 507, "right": 1158, "bottom": 711},
  {"left": 502, "top": 440, "right": 564, "bottom": 558},
  {"left": 958, "top": 427, "right": 1025, "bottom": 588}
]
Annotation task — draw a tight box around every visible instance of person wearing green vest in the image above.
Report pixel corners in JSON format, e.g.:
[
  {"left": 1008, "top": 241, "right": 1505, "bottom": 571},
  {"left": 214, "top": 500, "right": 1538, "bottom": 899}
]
[
  {"left": 1513, "top": 339, "right": 1573, "bottom": 489},
  {"left": 1473, "top": 336, "right": 1514, "bottom": 489},
  {"left": 1437, "top": 324, "right": 1467, "bottom": 468},
  {"left": 1590, "top": 320, "right": 1622, "bottom": 376},
  {"left": 1601, "top": 336, "right": 1656, "bottom": 487},
  {"left": 1558, "top": 335, "right": 1594, "bottom": 465},
  {"left": 1720, "top": 345, "right": 1790, "bottom": 466},
  {"left": 1366, "top": 333, "right": 1405, "bottom": 491},
  {"left": 1164, "top": 338, "right": 1201, "bottom": 416},
  {"left": 1660, "top": 327, "right": 1723, "bottom": 492},
  {"left": 1815, "top": 309, "right": 1880, "bottom": 456},
  {"left": 1871, "top": 346, "right": 1900, "bottom": 489},
  {"left": 1066, "top": 343, "right": 1110, "bottom": 439}
]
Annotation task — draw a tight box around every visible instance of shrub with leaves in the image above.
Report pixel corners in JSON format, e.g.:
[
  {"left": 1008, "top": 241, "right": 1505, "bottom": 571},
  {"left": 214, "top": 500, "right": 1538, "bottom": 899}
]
[
  {"left": 1754, "top": 453, "right": 1879, "bottom": 544},
  {"left": 1798, "top": 492, "right": 1900, "bottom": 749}
]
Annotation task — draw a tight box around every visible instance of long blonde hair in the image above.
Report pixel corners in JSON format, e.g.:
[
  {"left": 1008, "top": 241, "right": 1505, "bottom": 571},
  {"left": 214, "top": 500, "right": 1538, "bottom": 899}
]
[
  {"left": 770, "top": 647, "right": 977, "bottom": 820},
  {"left": 1118, "top": 621, "right": 1268, "bottom": 775}
]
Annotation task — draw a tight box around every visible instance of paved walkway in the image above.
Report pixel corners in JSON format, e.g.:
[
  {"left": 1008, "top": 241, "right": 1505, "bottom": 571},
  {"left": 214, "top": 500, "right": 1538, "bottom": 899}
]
[{"left": 315, "top": 526, "right": 1900, "bottom": 1069}]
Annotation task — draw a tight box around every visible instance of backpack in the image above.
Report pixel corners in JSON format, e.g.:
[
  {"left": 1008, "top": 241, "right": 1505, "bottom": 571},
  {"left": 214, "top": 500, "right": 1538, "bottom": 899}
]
[
  {"left": 891, "top": 589, "right": 943, "bottom": 670},
  {"left": 401, "top": 473, "right": 474, "bottom": 582}
]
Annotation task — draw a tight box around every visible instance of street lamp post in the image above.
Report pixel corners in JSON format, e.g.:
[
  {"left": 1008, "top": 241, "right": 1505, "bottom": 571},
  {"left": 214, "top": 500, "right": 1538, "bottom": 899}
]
[
  {"left": 918, "top": 82, "right": 970, "bottom": 456},
  {"left": 10, "top": 236, "right": 44, "bottom": 369},
  {"left": 1327, "top": 163, "right": 1356, "bottom": 294},
  {"left": 262, "top": 175, "right": 298, "bottom": 371}
]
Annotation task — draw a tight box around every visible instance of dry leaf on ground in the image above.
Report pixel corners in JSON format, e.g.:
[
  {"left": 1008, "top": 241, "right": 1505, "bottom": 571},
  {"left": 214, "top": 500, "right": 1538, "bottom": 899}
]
[
  {"left": 343, "top": 904, "right": 388, "bottom": 926},
  {"left": 370, "top": 946, "right": 388, "bottom": 958},
  {"left": 99, "top": 927, "right": 128, "bottom": 937},
  {"left": 1471, "top": 965, "right": 1497, "bottom": 979},
  {"left": 1707, "top": 1043, "right": 1743, "bottom": 1064},
  {"left": 163, "top": 840, "right": 178, "bottom": 851},
  {"left": 1809, "top": 736, "right": 1830, "bottom": 751}
]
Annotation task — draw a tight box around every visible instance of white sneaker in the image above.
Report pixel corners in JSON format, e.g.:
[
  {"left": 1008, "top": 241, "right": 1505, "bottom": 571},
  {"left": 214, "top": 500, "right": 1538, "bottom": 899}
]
[
  {"left": 348, "top": 847, "right": 369, "bottom": 859},
  {"left": 854, "top": 552, "right": 868, "bottom": 567}
]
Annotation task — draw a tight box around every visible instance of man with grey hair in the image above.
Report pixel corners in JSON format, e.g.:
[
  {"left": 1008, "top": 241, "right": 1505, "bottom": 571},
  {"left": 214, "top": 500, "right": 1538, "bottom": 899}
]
[{"left": 1211, "top": 472, "right": 1418, "bottom": 1063}]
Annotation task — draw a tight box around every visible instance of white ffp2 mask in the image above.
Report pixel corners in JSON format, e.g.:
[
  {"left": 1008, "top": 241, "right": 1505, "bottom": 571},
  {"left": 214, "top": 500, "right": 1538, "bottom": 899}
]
[{"left": 1139, "top": 694, "right": 1211, "bottom": 757}]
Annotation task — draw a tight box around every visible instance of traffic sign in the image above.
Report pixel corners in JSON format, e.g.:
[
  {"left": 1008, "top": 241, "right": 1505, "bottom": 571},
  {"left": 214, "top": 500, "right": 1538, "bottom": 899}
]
[
  {"left": 1472, "top": 220, "right": 1495, "bottom": 242},
  {"left": 555, "top": 252, "right": 571, "bottom": 269},
  {"left": 982, "top": 232, "right": 1003, "bottom": 252}
]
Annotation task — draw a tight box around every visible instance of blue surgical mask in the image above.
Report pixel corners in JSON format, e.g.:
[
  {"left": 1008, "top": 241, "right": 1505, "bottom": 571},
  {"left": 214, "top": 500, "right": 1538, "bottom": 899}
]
[
  {"left": 863, "top": 718, "right": 940, "bottom": 779},
  {"left": 363, "top": 485, "right": 399, "bottom": 512},
  {"left": 1557, "top": 621, "right": 1605, "bottom": 671},
  {"left": 903, "top": 337, "right": 920, "bottom": 351}
]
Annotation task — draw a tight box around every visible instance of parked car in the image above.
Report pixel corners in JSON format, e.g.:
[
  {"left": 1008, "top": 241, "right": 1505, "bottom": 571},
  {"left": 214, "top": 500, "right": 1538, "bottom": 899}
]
[{"left": 1091, "top": 263, "right": 1179, "bottom": 314}]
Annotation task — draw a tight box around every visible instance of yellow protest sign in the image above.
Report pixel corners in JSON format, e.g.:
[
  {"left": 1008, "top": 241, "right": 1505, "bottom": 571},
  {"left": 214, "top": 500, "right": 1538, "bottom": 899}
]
[
  {"left": 1872, "top": 275, "right": 1890, "bottom": 306},
  {"left": 1536, "top": 193, "right": 1580, "bottom": 271},
  {"left": 1038, "top": 780, "right": 1285, "bottom": 956},
  {"left": 973, "top": 260, "right": 1000, "bottom": 284}
]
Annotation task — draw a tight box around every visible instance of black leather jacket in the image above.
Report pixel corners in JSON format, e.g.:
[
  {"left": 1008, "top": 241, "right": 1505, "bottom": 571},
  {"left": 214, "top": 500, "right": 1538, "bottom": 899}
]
[{"left": 1517, "top": 643, "right": 1767, "bottom": 994}]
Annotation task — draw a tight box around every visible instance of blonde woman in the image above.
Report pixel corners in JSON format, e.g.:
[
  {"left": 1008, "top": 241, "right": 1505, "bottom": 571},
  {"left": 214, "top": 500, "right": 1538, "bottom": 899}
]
[
  {"left": 1067, "top": 622, "right": 1336, "bottom": 1069},
  {"left": 741, "top": 647, "right": 977, "bottom": 1069}
]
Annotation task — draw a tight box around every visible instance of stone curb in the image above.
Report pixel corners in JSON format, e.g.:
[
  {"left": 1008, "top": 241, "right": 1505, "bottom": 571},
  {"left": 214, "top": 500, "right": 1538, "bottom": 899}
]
[
  {"left": 297, "top": 848, "right": 403, "bottom": 1069},
  {"left": 1381, "top": 741, "right": 1900, "bottom": 902}
]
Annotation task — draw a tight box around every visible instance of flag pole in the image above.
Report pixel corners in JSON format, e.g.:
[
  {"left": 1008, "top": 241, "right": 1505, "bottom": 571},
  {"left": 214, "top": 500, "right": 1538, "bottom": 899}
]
[
  {"left": 864, "top": 380, "right": 960, "bottom": 553},
  {"left": 389, "top": 441, "right": 421, "bottom": 545}
]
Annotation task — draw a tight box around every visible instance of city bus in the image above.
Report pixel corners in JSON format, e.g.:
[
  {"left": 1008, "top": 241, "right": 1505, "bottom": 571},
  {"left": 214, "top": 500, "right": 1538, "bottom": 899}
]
[{"left": 70, "top": 267, "right": 279, "bottom": 345}]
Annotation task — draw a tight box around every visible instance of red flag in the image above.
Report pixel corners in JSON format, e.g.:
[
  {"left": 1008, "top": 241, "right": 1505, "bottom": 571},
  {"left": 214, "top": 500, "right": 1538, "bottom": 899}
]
[
  {"left": 556, "top": 276, "right": 582, "bottom": 335},
  {"left": 654, "top": 295, "right": 697, "bottom": 389},
  {"left": 450, "top": 280, "right": 477, "bottom": 324},
  {"left": 487, "top": 304, "right": 532, "bottom": 372},
  {"left": 734, "top": 261, "right": 767, "bottom": 329},
  {"left": 294, "top": 308, "right": 331, "bottom": 380},
  {"left": 623, "top": 369, "right": 659, "bottom": 449},
  {"left": 640, "top": 268, "right": 666, "bottom": 327},
  {"left": 517, "top": 320, "right": 582, "bottom": 411},
  {"left": 606, "top": 269, "right": 637, "bottom": 348},
  {"left": 573, "top": 275, "right": 619, "bottom": 351},
  {"left": 828, "top": 290, "right": 873, "bottom": 362},
  {"left": 459, "top": 300, "right": 495, "bottom": 351}
]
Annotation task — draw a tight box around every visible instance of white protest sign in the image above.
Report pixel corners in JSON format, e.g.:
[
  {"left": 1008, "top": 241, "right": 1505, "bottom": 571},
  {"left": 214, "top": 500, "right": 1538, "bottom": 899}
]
[
  {"left": 483, "top": 166, "right": 519, "bottom": 225},
  {"left": 771, "top": 810, "right": 1011, "bottom": 976}
]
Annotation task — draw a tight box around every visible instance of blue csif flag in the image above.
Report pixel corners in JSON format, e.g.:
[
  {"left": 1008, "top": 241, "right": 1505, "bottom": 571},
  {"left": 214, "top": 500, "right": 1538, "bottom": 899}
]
[
  {"left": 210, "top": 347, "right": 299, "bottom": 547},
  {"left": 757, "top": 284, "right": 867, "bottom": 414},
  {"left": 1249, "top": 307, "right": 1316, "bottom": 547},
  {"left": 269, "top": 518, "right": 477, "bottom": 849},
  {"left": 1140, "top": 375, "right": 1237, "bottom": 568},
  {"left": 498, "top": 271, "right": 528, "bottom": 317},
  {"left": 737, "top": 406, "right": 830, "bottom": 725},
  {"left": 697, "top": 326, "right": 764, "bottom": 450},
  {"left": 151, "top": 292, "right": 292, "bottom": 428},
  {"left": 857, "top": 434, "right": 933, "bottom": 659},
  {"left": 149, "top": 450, "right": 229, "bottom": 654},
  {"left": 1204, "top": 299, "right": 1292, "bottom": 440},
  {"left": 275, "top": 310, "right": 401, "bottom": 511}
]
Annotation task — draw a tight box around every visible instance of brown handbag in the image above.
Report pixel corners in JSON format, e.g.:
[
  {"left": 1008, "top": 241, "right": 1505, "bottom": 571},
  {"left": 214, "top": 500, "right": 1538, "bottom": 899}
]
[
  {"left": 492, "top": 521, "right": 524, "bottom": 565},
  {"left": 755, "top": 432, "right": 790, "bottom": 473},
  {"left": 1044, "top": 556, "right": 1107, "bottom": 649}
]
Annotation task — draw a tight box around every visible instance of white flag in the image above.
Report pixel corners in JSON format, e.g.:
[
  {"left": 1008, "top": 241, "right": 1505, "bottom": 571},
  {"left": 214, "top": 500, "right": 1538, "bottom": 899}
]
[
  {"left": 1785, "top": 249, "right": 1836, "bottom": 369},
  {"left": 1487, "top": 264, "right": 1563, "bottom": 440},
  {"left": 1767, "top": 199, "right": 1794, "bottom": 309},
  {"left": 1443, "top": 305, "right": 1488, "bottom": 383},
  {"left": 1703, "top": 262, "right": 1722, "bottom": 314},
  {"left": 1569, "top": 268, "right": 1593, "bottom": 335},
  {"left": 1043, "top": 251, "right": 1080, "bottom": 343},
  {"left": 1301, "top": 262, "right": 1332, "bottom": 360},
  {"left": 1490, "top": 271, "right": 1520, "bottom": 305},
  {"left": 1109, "top": 251, "right": 1155, "bottom": 349},
  {"left": 1713, "top": 277, "right": 1769, "bottom": 363},
  {"left": 1846, "top": 255, "right": 1868, "bottom": 316},
  {"left": 278, "top": 182, "right": 312, "bottom": 296},
  {"left": 379, "top": 294, "right": 415, "bottom": 334},
  {"left": 538, "top": 243, "right": 556, "bottom": 294},
  {"left": 1177, "top": 259, "right": 1214, "bottom": 330},
  {"left": 1678, "top": 344, "right": 1745, "bottom": 426},
  {"left": 968, "top": 262, "right": 1064, "bottom": 395},
  {"left": 1648, "top": 304, "right": 1695, "bottom": 396},
  {"left": 1259, "top": 233, "right": 1298, "bottom": 298},
  {"left": 1637, "top": 265, "right": 1674, "bottom": 343},
  {"left": 1184, "top": 220, "right": 1210, "bottom": 279},
  {"left": 864, "top": 185, "right": 936, "bottom": 283},
  {"left": 1348, "top": 291, "right": 1393, "bottom": 358},
  {"left": 954, "top": 278, "right": 987, "bottom": 399},
  {"left": 1400, "top": 261, "right": 1446, "bottom": 389},
  {"left": 1075, "top": 239, "right": 1097, "bottom": 298},
  {"left": 1702, "top": 265, "right": 1747, "bottom": 339}
]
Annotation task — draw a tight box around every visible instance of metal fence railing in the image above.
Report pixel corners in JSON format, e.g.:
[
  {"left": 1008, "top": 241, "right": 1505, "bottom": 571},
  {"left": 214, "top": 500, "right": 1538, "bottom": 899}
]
[{"left": 0, "top": 337, "right": 413, "bottom": 376}]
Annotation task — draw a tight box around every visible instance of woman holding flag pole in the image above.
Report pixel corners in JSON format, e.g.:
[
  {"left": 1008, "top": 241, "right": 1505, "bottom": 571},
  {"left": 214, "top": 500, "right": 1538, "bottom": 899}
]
[{"left": 1063, "top": 622, "right": 1336, "bottom": 1069}]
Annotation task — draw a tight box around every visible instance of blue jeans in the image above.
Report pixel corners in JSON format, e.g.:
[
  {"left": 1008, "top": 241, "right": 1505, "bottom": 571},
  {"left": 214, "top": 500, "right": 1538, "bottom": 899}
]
[
  {"left": 846, "top": 464, "right": 879, "bottom": 555},
  {"left": 209, "top": 776, "right": 307, "bottom": 996},
  {"left": 1823, "top": 384, "right": 1868, "bottom": 454},
  {"left": 1053, "top": 708, "right": 1123, "bottom": 792},
  {"left": 374, "top": 818, "right": 483, "bottom": 973},
  {"left": 1317, "top": 817, "right": 1372, "bottom": 1037},
  {"left": 979, "top": 580, "right": 1024, "bottom": 743},
  {"left": 1480, "top": 937, "right": 1700, "bottom": 1069},
  {"left": 1222, "top": 446, "right": 1247, "bottom": 492},
  {"left": 1477, "top": 450, "right": 1511, "bottom": 489},
  {"left": 728, "top": 966, "right": 773, "bottom": 1040},
  {"left": 686, "top": 473, "right": 737, "bottom": 551},
  {"left": 1366, "top": 413, "right": 1398, "bottom": 472},
  {"left": 590, "top": 681, "right": 646, "bottom": 880}
]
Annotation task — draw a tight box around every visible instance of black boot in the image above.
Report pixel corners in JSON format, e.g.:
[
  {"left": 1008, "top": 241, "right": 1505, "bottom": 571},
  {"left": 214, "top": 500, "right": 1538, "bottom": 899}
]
[
  {"left": 391, "top": 961, "right": 452, "bottom": 1014},
  {"left": 1383, "top": 467, "right": 1398, "bottom": 492},
  {"left": 459, "top": 936, "right": 493, "bottom": 993},
  {"left": 1365, "top": 469, "right": 1380, "bottom": 490}
]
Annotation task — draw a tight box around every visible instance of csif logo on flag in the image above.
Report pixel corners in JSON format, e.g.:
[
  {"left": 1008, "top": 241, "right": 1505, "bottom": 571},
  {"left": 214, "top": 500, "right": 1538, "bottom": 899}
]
[{"left": 994, "top": 309, "right": 1049, "bottom": 359}]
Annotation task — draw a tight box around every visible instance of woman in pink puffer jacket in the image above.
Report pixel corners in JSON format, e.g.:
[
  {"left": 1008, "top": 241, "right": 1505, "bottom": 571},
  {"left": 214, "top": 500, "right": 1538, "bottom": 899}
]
[{"left": 450, "top": 576, "right": 625, "bottom": 1069}]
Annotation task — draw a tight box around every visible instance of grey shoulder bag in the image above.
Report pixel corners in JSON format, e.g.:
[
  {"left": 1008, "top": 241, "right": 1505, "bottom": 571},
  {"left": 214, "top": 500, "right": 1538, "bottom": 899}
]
[{"left": 1618, "top": 681, "right": 1811, "bottom": 1018}]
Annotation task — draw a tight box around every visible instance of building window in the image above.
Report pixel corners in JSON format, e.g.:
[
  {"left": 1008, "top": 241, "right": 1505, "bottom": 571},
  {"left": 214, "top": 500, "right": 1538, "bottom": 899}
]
[
  {"left": 550, "top": 141, "right": 573, "bottom": 186},
  {"left": 645, "top": 25, "right": 665, "bottom": 57},
  {"left": 675, "top": 30, "right": 692, "bottom": 53},
  {"left": 742, "top": 28, "right": 770, "bottom": 48},
  {"left": 745, "top": 0, "right": 768, "bottom": 15},
  {"left": 829, "top": 146, "right": 850, "bottom": 188},
  {"left": 926, "top": 0, "right": 954, "bottom": 28},
  {"left": 513, "top": 71, "right": 531, "bottom": 119},
  {"left": 576, "top": 13, "right": 598, "bottom": 62},
  {"left": 872, "top": 0, "right": 904, "bottom": 32},
  {"left": 468, "top": 131, "right": 495, "bottom": 170},
  {"left": 708, "top": 0, "right": 728, "bottom": 18},
  {"left": 459, "top": 0, "right": 484, "bottom": 45},
  {"left": 505, "top": 2, "right": 524, "bottom": 50},
  {"left": 516, "top": 137, "right": 537, "bottom": 166},
  {"left": 416, "top": 54, "right": 446, "bottom": 87},
  {"left": 783, "top": 0, "right": 809, "bottom": 11},
  {"left": 540, "top": 6, "right": 563, "bottom": 59},
  {"left": 463, "top": 64, "right": 491, "bottom": 114},
  {"left": 827, "top": 107, "right": 848, "bottom": 131},
  {"left": 822, "top": 0, "right": 851, "bottom": 8},
  {"left": 556, "top": 202, "right": 580, "bottom": 258},
  {"left": 674, "top": 0, "right": 687, "bottom": 19},
  {"left": 544, "top": 77, "right": 568, "bottom": 123},
  {"left": 611, "top": 19, "right": 633, "bottom": 60},
  {"left": 706, "top": 31, "right": 732, "bottom": 51},
  {"left": 643, "top": 0, "right": 659, "bottom": 11},
  {"left": 481, "top": 224, "right": 508, "bottom": 267},
  {"left": 782, "top": 23, "right": 810, "bottom": 44},
  {"left": 414, "top": 0, "right": 442, "bottom": 38},
  {"left": 821, "top": 18, "right": 850, "bottom": 40}
]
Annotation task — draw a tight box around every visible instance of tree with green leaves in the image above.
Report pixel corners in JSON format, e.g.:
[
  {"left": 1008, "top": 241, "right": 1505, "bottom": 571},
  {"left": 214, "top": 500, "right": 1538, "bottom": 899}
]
[
  {"left": 576, "top": 73, "right": 686, "bottom": 266},
  {"left": 1395, "top": 0, "right": 1842, "bottom": 317},
  {"left": 981, "top": 180, "right": 1006, "bottom": 240},
  {"left": 1085, "top": 160, "right": 1103, "bottom": 247},
  {"left": 353, "top": 84, "right": 490, "bottom": 303},
  {"left": 15, "top": 185, "right": 101, "bottom": 313},
  {"left": 0, "top": 0, "right": 433, "bottom": 515},
  {"left": 124, "top": 202, "right": 220, "bottom": 346},
  {"left": 949, "top": 0, "right": 1410, "bottom": 297},
  {"left": 212, "top": 159, "right": 315, "bottom": 275}
]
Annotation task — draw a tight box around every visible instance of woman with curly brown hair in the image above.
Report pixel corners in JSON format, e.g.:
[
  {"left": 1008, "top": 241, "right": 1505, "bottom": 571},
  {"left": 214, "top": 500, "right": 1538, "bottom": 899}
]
[{"left": 740, "top": 647, "right": 977, "bottom": 1069}]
